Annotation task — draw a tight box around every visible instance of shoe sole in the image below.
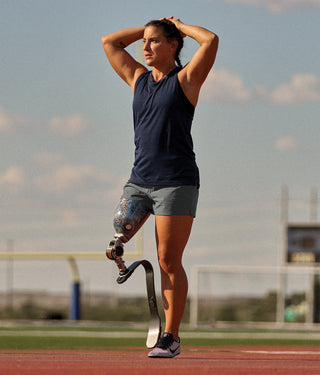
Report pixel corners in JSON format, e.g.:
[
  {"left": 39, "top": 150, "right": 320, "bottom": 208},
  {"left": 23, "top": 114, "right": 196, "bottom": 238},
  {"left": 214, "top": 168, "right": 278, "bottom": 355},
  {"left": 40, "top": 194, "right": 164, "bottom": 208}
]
[{"left": 148, "top": 350, "right": 180, "bottom": 358}]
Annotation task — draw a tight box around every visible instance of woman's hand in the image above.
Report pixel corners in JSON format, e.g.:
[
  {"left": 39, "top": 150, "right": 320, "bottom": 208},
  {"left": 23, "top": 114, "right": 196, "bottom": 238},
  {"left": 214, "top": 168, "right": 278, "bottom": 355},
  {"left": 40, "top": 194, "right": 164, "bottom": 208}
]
[{"left": 161, "top": 17, "right": 186, "bottom": 37}]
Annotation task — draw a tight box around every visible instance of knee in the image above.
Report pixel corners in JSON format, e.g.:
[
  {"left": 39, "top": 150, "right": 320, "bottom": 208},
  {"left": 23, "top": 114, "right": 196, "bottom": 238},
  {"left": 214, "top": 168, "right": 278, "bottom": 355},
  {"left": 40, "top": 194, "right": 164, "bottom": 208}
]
[
  {"left": 113, "top": 198, "right": 150, "bottom": 242},
  {"left": 158, "top": 249, "right": 182, "bottom": 275}
]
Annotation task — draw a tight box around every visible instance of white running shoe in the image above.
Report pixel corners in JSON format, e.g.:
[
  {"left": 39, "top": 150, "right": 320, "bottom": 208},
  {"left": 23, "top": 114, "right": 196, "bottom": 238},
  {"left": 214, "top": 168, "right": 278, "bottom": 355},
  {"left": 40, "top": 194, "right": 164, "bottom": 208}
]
[{"left": 148, "top": 332, "right": 180, "bottom": 358}]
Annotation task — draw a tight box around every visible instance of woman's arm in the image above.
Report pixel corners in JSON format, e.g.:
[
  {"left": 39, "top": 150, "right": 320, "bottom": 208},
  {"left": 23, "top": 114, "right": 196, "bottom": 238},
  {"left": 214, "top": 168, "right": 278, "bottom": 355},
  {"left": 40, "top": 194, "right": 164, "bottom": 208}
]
[
  {"left": 101, "top": 27, "right": 147, "bottom": 91},
  {"left": 168, "top": 18, "right": 219, "bottom": 106}
]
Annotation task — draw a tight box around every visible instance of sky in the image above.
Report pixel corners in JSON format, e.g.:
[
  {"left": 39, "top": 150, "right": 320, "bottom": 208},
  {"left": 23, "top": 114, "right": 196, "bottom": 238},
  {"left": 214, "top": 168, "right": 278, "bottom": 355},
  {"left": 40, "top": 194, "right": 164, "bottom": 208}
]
[{"left": 1, "top": 0, "right": 320, "bottom": 300}]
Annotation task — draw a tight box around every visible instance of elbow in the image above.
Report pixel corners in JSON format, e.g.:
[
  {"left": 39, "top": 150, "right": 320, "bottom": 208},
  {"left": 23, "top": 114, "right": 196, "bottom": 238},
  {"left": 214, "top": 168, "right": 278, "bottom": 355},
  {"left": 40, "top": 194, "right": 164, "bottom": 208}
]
[
  {"left": 214, "top": 33, "right": 219, "bottom": 47},
  {"left": 101, "top": 35, "right": 116, "bottom": 53},
  {"left": 202, "top": 32, "right": 219, "bottom": 50},
  {"left": 210, "top": 33, "right": 219, "bottom": 47},
  {"left": 101, "top": 35, "right": 110, "bottom": 46},
  {"left": 101, "top": 34, "right": 125, "bottom": 50},
  {"left": 208, "top": 33, "right": 219, "bottom": 53}
]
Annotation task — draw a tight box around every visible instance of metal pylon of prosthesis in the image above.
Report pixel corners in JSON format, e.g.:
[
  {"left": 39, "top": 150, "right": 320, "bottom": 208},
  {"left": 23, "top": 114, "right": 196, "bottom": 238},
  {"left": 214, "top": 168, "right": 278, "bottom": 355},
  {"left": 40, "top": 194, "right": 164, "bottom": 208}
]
[{"left": 106, "top": 234, "right": 162, "bottom": 349}]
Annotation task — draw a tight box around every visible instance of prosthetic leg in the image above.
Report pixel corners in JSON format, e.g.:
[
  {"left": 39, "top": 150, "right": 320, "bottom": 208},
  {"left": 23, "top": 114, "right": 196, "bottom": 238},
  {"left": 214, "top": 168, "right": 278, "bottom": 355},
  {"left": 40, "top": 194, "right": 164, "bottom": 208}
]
[{"left": 106, "top": 198, "right": 161, "bottom": 348}]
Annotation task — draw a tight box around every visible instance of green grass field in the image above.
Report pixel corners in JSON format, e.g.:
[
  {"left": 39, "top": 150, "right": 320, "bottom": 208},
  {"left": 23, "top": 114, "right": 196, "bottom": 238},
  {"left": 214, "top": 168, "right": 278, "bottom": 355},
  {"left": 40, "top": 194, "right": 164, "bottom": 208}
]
[{"left": 1, "top": 325, "right": 320, "bottom": 350}]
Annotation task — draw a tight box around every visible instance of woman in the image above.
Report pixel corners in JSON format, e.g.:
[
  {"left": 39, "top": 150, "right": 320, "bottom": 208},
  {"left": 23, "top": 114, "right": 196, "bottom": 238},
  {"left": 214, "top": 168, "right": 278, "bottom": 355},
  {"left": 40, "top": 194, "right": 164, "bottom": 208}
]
[{"left": 102, "top": 17, "right": 218, "bottom": 358}]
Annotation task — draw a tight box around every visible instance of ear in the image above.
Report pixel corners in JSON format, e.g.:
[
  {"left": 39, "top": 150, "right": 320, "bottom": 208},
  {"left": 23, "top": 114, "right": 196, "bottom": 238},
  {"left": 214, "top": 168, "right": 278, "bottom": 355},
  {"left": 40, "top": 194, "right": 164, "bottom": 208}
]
[{"left": 170, "top": 39, "right": 179, "bottom": 52}]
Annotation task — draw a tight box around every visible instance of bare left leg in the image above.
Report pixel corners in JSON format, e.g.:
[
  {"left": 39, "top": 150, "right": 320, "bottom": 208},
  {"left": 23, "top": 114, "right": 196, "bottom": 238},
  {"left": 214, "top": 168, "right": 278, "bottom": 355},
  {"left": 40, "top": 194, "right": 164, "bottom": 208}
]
[{"left": 155, "top": 215, "right": 194, "bottom": 341}]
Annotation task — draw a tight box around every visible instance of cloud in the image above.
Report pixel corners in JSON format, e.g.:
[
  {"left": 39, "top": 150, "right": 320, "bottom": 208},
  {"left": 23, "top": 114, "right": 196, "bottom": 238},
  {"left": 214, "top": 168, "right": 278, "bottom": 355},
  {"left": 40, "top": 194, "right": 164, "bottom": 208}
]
[
  {"left": 33, "top": 152, "right": 66, "bottom": 167},
  {"left": 267, "top": 73, "right": 320, "bottom": 104},
  {"left": 61, "top": 209, "right": 82, "bottom": 227},
  {"left": 34, "top": 164, "right": 112, "bottom": 194},
  {"left": 221, "top": 0, "right": 320, "bottom": 13},
  {"left": 0, "top": 107, "right": 32, "bottom": 132},
  {"left": 201, "top": 69, "right": 252, "bottom": 104},
  {"left": 0, "top": 166, "right": 27, "bottom": 190},
  {"left": 0, "top": 107, "right": 15, "bottom": 132},
  {"left": 0, "top": 107, "right": 90, "bottom": 136},
  {"left": 201, "top": 69, "right": 320, "bottom": 105},
  {"left": 274, "top": 136, "right": 299, "bottom": 151},
  {"left": 48, "top": 113, "right": 89, "bottom": 136}
]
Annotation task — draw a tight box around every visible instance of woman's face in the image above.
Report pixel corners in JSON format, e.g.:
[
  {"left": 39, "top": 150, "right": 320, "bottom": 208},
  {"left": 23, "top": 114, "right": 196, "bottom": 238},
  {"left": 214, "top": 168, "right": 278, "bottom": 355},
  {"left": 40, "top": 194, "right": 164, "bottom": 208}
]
[{"left": 143, "top": 26, "right": 177, "bottom": 67}]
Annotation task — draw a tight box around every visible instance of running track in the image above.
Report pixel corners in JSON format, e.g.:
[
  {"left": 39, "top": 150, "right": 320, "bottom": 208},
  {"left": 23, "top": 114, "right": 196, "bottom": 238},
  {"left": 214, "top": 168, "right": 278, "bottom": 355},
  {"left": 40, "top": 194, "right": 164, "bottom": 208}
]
[{"left": 1, "top": 346, "right": 319, "bottom": 375}]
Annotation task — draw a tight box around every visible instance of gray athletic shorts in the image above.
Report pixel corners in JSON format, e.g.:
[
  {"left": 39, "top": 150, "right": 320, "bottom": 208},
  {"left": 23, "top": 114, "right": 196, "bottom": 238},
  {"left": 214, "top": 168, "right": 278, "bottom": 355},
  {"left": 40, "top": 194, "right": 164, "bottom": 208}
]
[{"left": 121, "top": 182, "right": 199, "bottom": 217}]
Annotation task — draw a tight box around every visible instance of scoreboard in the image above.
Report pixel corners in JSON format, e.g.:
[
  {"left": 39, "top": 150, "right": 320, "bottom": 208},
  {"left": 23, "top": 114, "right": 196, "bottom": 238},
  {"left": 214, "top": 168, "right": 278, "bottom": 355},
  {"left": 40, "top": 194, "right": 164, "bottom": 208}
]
[{"left": 286, "top": 224, "right": 320, "bottom": 264}]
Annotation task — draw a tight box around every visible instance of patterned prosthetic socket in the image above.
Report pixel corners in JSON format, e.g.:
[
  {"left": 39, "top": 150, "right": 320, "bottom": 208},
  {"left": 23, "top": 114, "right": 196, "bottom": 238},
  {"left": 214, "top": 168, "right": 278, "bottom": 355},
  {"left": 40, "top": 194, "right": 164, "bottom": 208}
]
[
  {"left": 106, "top": 198, "right": 150, "bottom": 273},
  {"left": 113, "top": 198, "right": 151, "bottom": 242}
]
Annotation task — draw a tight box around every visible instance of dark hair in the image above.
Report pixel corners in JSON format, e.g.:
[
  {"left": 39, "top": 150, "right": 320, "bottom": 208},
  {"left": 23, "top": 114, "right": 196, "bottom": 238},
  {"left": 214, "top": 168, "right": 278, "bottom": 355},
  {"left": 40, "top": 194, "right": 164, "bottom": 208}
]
[{"left": 145, "top": 19, "right": 184, "bottom": 68}]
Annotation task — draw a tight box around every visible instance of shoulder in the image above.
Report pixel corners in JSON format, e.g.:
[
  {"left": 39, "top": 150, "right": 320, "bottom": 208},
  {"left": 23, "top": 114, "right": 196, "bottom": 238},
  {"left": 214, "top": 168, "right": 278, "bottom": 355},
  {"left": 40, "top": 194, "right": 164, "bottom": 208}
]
[
  {"left": 132, "top": 69, "right": 150, "bottom": 93},
  {"left": 177, "top": 66, "right": 200, "bottom": 107}
]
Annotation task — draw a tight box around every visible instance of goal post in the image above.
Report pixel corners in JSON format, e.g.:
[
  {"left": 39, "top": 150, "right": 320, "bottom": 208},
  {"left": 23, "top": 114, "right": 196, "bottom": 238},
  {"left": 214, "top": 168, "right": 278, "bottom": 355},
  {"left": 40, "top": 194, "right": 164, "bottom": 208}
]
[{"left": 189, "top": 264, "right": 320, "bottom": 328}]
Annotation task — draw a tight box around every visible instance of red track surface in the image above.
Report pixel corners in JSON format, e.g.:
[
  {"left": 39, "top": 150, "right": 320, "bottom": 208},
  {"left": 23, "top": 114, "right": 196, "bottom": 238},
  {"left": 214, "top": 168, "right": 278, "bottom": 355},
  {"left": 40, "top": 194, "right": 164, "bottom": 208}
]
[{"left": 1, "top": 346, "right": 319, "bottom": 375}]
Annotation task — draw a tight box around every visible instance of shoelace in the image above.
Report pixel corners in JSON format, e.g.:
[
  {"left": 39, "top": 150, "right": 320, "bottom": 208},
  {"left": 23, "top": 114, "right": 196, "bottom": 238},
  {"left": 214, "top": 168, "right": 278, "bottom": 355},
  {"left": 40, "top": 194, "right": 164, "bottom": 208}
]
[{"left": 157, "top": 334, "right": 174, "bottom": 349}]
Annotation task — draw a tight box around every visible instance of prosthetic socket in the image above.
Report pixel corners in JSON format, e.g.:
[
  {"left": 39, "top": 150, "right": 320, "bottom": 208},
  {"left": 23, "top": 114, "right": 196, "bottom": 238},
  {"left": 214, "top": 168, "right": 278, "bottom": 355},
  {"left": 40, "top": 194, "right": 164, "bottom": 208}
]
[{"left": 106, "top": 198, "right": 150, "bottom": 274}]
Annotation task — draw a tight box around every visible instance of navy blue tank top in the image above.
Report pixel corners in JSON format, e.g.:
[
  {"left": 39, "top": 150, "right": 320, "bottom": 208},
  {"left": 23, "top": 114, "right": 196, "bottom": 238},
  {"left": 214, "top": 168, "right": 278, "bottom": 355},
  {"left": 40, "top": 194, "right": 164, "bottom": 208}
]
[{"left": 129, "top": 68, "right": 199, "bottom": 187}]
